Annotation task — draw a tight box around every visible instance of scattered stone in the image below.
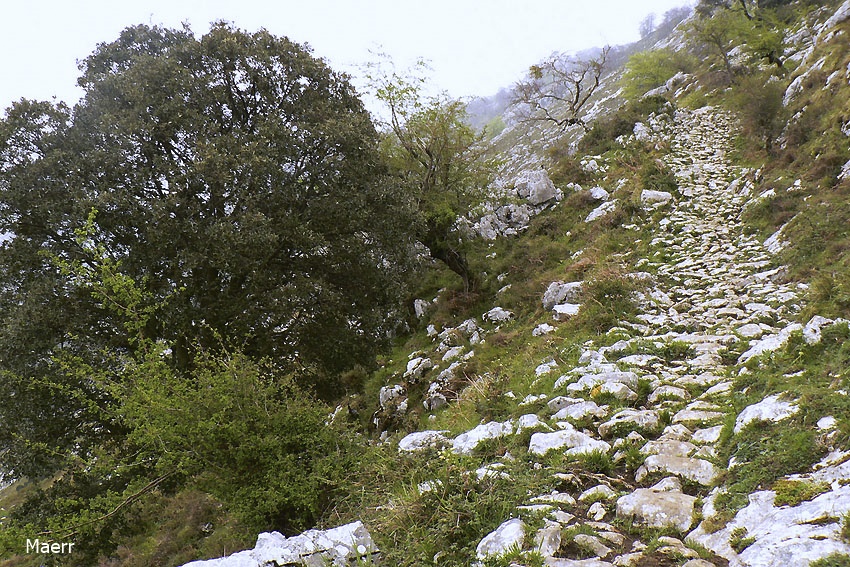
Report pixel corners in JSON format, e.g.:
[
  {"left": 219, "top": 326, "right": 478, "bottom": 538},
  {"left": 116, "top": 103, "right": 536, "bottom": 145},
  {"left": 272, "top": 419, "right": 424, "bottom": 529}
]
[
  {"left": 543, "top": 281, "right": 585, "bottom": 310},
  {"left": 453, "top": 420, "right": 515, "bottom": 454},
  {"left": 534, "top": 323, "right": 557, "bottom": 336},
  {"left": 536, "top": 359, "right": 559, "bottom": 376},
  {"left": 532, "top": 491, "right": 578, "bottom": 507},
  {"left": 734, "top": 393, "right": 799, "bottom": 433},
  {"left": 579, "top": 485, "right": 617, "bottom": 502},
  {"left": 398, "top": 430, "right": 449, "bottom": 453},
  {"left": 553, "top": 303, "right": 582, "bottom": 320},
  {"left": 545, "top": 559, "right": 616, "bottom": 567},
  {"left": 803, "top": 315, "right": 834, "bottom": 344},
  {"left": 486, "top": 307, "right": 514, "bottom": 323},
  {"left": 517, "top": 413, "right": 546, "bottom": 433},
  {"left": 553, "top": 400, "right": 608, "bottom": 421},
  {"left": 567, "top": 371, "right": 640, "bottom": 393},
  {"left": 616, "top": 477, "right": 697, "bottom": 533},
  {"left": 641, "top": 190, "right": 673, "bottom": 208},
  {"left": 692, "top": 425, "right": 723, "bottom": 444},
  {"left": 514, "top": 169, "right": 559, "bottom": 206},
  {"left": 738, "top": 323, "right": 803, "bottom": 363},
  {"left": 535, "top": 520, "right": 563, "bottom": 558},
  {"left": 404, "top": 356, "right": 433, "bottom": 380},
  {"left": 476, "top": 518, "right": 525, "bottom": 561},
  {"left": 180, "top": 521, "right": 377, "bottom": 567},
  {"left": 529, "top": 429, "right": 612, "bottom": 457},
  {"left": 635, "top": 454, "right": 721, "bottom": 486},
  {"left": 590, "top": 186, "right": 610, "bottom": 201},
  {"left": 413, "top": 298, "right": 430, "bottom": 319},
  {"left": 598, "top": 409, "right": 660, "bottom": 438},
  {"left": 585, "top": 200, "right": 618, "bottom": 222},
  {"left": 379, "top": 385, "right": 405, "bottom": 409},
  {"left": 574, "top": 534, "right": 613, "bottom": 558},
  {"left": 588, "top": 501, "right": 608, "bottom": 521}
]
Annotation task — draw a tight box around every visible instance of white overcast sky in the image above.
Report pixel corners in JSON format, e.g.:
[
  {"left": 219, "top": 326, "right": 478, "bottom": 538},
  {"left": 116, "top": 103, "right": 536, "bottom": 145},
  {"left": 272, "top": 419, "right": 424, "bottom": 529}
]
[{"left": 1, "top": 0, "right": 693, "bottom": 112}]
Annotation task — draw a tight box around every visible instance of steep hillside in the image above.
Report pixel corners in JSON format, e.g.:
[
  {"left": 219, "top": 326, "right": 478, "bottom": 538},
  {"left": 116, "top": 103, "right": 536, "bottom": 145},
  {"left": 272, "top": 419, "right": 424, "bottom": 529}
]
[{"left": 3, "top": 2, "right": 850, "bottom": 567}]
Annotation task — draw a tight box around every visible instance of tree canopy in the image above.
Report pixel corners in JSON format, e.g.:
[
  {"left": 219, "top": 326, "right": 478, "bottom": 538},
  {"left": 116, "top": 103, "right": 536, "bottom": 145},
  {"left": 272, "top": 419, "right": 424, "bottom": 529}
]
[
  {"left": 0, "top": 23, "right": 414, "bottom": 477},
  {"left": 367, "top": 58, "right": 494, "bottom": 292}
]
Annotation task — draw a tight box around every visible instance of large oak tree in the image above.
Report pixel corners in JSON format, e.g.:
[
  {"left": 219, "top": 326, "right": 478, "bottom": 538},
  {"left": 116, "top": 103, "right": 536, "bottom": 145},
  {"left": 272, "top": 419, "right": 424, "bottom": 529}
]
[{"left": 0, "top": 23, "right": 414, "bottom": 477}]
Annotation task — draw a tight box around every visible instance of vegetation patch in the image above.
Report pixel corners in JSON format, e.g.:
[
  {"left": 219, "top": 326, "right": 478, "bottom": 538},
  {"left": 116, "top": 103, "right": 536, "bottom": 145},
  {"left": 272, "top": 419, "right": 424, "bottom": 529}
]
[{"left": 772, "top": 479, "right": 831, "bottom": 507}]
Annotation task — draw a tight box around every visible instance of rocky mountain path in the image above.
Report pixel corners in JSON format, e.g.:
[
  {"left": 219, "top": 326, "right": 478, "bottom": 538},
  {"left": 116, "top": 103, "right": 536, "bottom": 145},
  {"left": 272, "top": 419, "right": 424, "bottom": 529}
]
[{"left": 406, "top": 106, "right": 850, "bottom": 567}]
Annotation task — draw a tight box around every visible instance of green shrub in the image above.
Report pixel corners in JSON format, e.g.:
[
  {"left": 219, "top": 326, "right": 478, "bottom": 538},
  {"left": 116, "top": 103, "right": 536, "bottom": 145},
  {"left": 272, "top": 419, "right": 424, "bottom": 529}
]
[
  {"left": 621, "top": 48, "right": 695, "bottom": 101},
  {"left": 573, "top": 271, "right": 641, "bottom": 334},
  {"left": 726, "top": 71, "right": 788, "bottom": 154},
  {"left": 578, "top": 96, "right": 670, "bottom": 156}
]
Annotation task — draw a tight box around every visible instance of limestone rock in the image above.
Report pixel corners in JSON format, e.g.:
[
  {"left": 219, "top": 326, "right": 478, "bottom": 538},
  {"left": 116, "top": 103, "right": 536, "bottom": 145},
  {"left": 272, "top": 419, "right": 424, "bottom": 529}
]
[
  {"left": 535, "top": 520, "right": 563, "bottom": 558},
  {"left": 534, "top": 323, "right": 557, "bottom": 336},
  {"left": 379, "top": 385, "right": 405, "bottom": 409},
  {"left": 453, "top": 420, "right": 514, "bottom": 454},
  {"left": 585, "top": 200, "right": 618, "bottom": 223},
  {"left": 802, "top": 315, "right": 834, "bottom": 345},
  {"left": 529, "top": 429, "right": 612, "bottom": 457},
  {"left": 616, "top": 478, "right": 697, "bottom": 533},
  {"left": 413, "top": 298, "right": 430, "bottom": 319},
  {"left": 476, "top": 518, "right": 525, "bottom": 560},
  {"left": 574, "top": 534, "right": 612, "bottom": 558},
  {"left": 514, "top": 169, "right": 558, "bottom": 206},
  {"left": 641, "top": 190, "right": 673, "bottom": 208},
  {"left": 635, "top": 454, "right": 721, "bottom": 486},
  {"left": 486, "top": 306, "right": 514, "bottom": 323},
  {"left": 553, "top": 303, "right": 582, "bottom": 320},
  {"left": 553, "top": 400, "right": 608, "bottom": 421},
  {"left": 543, "top": 281, "right": 584, "bottom": 310},
  {"left": 734, "top": 393, "right": 798, "bottom": 433},
  {"left": 598, "top": 409, "right": 660, "bottom": 438},
  {"left": 545, "top": 559, "right": 615, "bottom": 567},
  {"left": 590, "top": 186, "right": 610, "bottom": 201},
  {"left": 566, "top": 371, "right": 639, "bottom": 394},
  {"left": 398, "top": 430, "right": 449, "bottom": 453},
  {"left": 738, "top": 323, "right": 803, "bottom": 363},
  {"left": 689, "top": 487, "right": 850, "bottom": 567},
  {"left": 404, "top": 356, "right": 433, "bottom": 380},
  {"left": 180, "top": 521, "right": 377, "bottom": 567}
]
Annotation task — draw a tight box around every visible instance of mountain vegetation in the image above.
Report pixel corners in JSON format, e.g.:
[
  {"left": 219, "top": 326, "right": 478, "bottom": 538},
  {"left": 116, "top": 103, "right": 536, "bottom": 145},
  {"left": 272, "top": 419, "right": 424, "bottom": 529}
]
[{"left": 1, "top": 0, "right": 850, "bottom": 565}]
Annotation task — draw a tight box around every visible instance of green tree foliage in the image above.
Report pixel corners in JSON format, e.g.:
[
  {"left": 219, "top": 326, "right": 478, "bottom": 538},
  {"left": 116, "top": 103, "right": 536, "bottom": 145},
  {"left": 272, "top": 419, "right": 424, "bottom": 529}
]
[
  {"left": 367, "top": 58, "right": 494, "bottom": 292},
  {"left": 0, "top": 216, "right": 366, "bottom": 562},
  {"left": 728, "top": 72, "right": 788, "bottom": 153},
  {"left": 691, "top": 0, "right": 791, "bottom": 80},
  {"left": 621, "top": 48, "right": 695, "bottom": 100},
  {"left": 0, "top": 23, "right": 414, "bottom": 478}
]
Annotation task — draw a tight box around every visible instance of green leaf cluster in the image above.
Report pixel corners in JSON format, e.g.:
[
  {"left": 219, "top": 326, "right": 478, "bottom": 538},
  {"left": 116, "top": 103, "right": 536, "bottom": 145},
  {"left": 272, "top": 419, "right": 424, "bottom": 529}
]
[
  {"left": 621, "top": 49, "right": 695, "bottom": 101},
  {"left": 0, "top": 23, "right": 415, "bottom": 480}
]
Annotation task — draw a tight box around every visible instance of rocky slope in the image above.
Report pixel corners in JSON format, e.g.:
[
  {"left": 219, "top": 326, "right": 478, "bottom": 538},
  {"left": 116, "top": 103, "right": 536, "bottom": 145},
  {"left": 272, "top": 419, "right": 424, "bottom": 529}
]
[
  {"left": 393, "top": 105, "right": 850, "bottom": 567},
  {"left": 179, "top": 3, "right": 850, "bottom": 566},
  {"left": 187, "top": 101, "right": 850, "bottom": 567}
]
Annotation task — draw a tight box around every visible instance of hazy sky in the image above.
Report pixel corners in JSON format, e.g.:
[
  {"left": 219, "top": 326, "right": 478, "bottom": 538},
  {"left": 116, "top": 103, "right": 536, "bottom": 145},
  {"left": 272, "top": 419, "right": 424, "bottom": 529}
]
[{"left": 1, "top": 0, "right": 693, "bottom": 111}]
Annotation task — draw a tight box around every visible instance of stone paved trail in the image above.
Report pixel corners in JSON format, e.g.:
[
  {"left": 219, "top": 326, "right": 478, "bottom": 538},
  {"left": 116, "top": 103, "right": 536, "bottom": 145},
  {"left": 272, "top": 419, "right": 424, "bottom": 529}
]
[{"left": 415, "top": 107, "right": 850, "bottom": 567}]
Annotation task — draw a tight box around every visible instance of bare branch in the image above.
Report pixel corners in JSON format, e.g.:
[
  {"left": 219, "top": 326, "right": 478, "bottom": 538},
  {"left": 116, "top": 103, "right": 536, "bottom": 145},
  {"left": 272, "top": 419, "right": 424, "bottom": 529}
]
[{"left": 511, "top": 46, "right": 610, "bottom": 133}]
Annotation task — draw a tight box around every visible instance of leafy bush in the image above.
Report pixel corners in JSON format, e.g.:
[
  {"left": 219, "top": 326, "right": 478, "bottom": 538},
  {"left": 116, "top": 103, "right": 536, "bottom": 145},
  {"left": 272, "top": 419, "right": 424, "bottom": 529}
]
[
  {"left": 121, "top": 349, "right": 360, "bottom": 534},
  {"left": 727, "top": 72, "right": 788, "bottom": 154},
  {"left": 621, "top": 48, "right": 695, "bottom": 101},
  {"left": 578, "top": 96, "right": 670, "bottom": 156},
  {"left": 573, "top": 271, "right": 642, "bottom": 334}
]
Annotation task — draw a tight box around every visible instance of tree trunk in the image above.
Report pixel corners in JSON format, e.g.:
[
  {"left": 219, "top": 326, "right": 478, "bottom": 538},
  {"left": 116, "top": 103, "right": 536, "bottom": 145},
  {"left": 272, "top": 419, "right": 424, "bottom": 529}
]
[{"left": 425, "top": 239, "right": 478, "bottom": 293}]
